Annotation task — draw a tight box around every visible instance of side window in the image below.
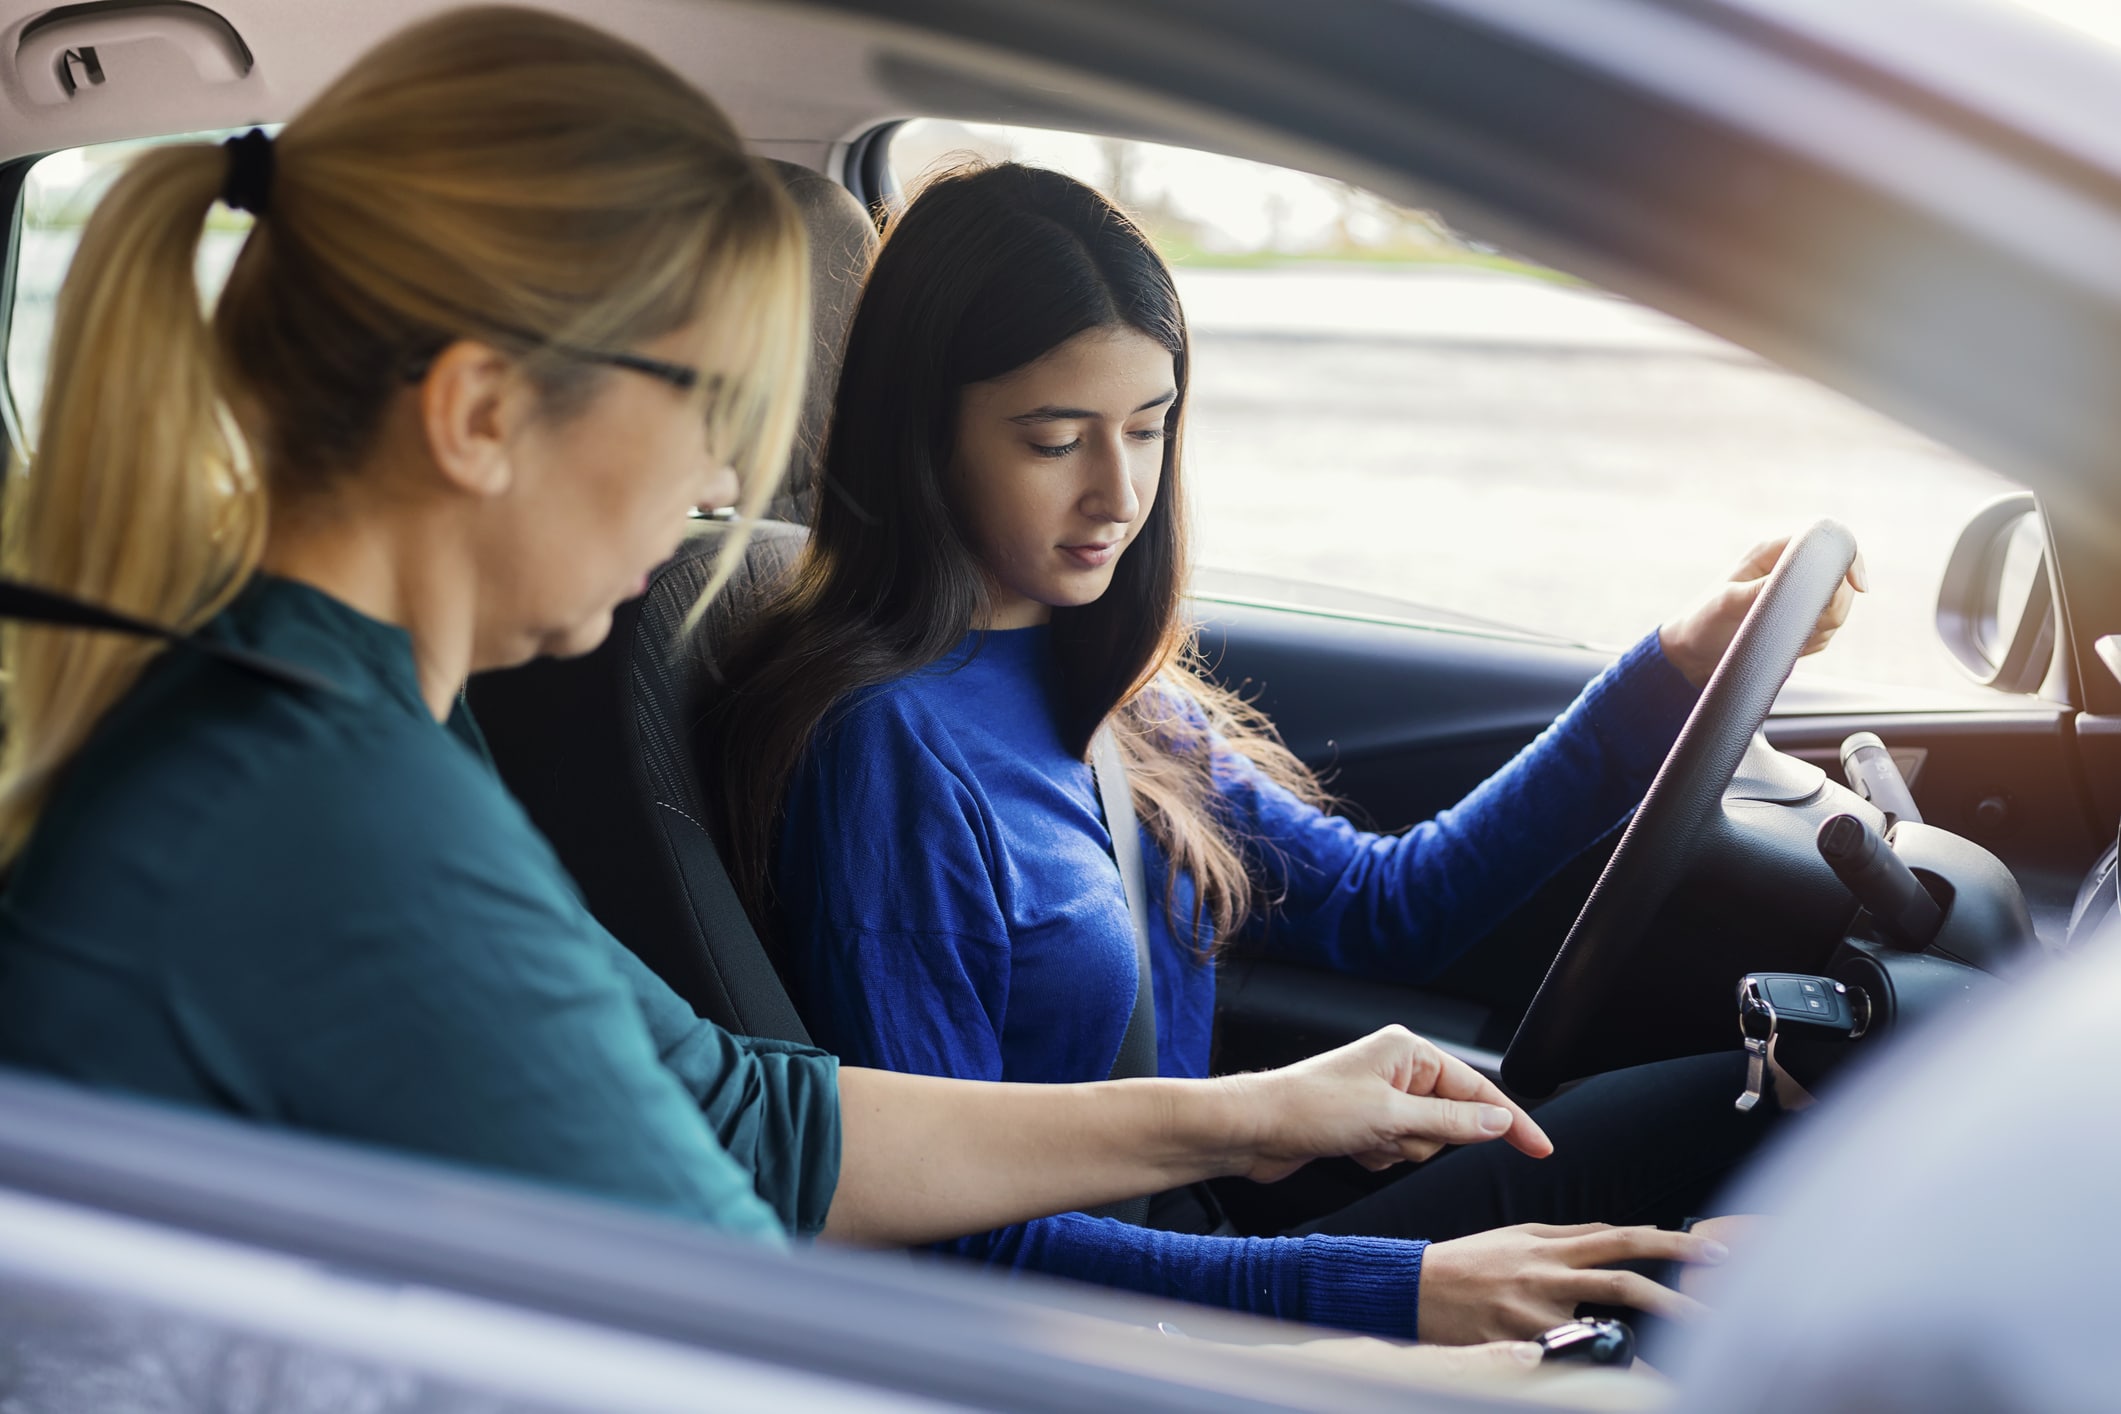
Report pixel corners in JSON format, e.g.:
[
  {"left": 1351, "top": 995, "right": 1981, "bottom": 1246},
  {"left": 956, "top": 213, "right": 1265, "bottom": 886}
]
[
  {"left": 8, "top": 132, "right": 256, "bottom": 444},
  {"left": 887, "top": 122, "right": 2028, "bottom": 702}
]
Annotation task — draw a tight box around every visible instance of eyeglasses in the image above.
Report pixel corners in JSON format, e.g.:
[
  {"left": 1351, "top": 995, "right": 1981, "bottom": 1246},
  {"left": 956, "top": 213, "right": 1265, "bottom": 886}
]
[{"left": 400, "top": 339, "right": 703, "bottom": 392}]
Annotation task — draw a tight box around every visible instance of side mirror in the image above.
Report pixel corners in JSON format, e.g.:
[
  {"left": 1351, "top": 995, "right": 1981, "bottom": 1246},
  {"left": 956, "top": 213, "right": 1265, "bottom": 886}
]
[{"left": 1935, "top": 492, "right": 2055, "bottom": 695}]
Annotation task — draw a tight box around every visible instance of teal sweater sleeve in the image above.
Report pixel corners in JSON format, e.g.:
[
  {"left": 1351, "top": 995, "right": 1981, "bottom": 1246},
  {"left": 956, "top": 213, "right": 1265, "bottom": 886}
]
[{"left": 606, "top": 937, "right": 842, "bottom": 1236}]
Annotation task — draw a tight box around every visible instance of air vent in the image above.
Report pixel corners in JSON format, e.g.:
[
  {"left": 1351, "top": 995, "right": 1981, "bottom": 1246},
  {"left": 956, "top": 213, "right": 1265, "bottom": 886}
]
[{"left": 16, "top": 2, "right": 250, "bottom": 107}]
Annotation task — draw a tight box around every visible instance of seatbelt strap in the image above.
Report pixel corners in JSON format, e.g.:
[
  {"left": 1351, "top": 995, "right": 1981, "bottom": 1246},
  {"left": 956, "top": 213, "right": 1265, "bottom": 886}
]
[
  {"left": 0, "top": 577, "right": 338, "bottom": 695},
  {"left": 1093, "top": 727, "right": 1157, "bottom": 1081},
  {"left": 1088, "top": 726, "right": 1157, "bottom": 1227},
  {"left": 650, "top": 799, "right": 814, "bottom": 1045}
]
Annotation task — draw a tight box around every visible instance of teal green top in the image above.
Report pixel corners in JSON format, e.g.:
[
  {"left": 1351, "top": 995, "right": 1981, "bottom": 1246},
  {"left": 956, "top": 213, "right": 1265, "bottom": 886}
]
[{"left": 0, "top": 575, "right": 840, "bottom": 1241}]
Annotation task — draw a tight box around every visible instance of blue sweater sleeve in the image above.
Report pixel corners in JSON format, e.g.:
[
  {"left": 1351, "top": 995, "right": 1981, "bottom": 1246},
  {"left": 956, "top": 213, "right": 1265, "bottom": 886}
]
[
  {"left": 1230, "top": 630, "right": 1699, "bottom": 981},
  {"left": 779, "top": 695, "right": 1434, "bottom": 1338}
]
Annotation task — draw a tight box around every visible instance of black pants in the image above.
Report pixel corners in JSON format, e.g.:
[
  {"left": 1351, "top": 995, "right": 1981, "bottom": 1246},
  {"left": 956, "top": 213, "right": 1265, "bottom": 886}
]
[
  {"left": 1150, "top": 1051, "right": 1783, "bottom": 1243},
  {"left": 1293, "top": 1050, "right": 1782, "bottom": 1242},
  {"left": 1141, "top": 1051, "right": 1781, "bottom": 1343}
]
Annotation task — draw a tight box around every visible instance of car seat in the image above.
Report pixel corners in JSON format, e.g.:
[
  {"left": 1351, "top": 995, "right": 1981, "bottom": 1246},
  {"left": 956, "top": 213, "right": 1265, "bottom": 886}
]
[{"left": 465, "top": 160, "right": 870, "bottom": 1040}]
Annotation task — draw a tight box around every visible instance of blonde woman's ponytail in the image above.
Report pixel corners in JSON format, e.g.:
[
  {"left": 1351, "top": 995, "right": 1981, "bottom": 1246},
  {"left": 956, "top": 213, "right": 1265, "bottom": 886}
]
[{"left": 0, "top": 143, "right": 265, "bottom": 859}]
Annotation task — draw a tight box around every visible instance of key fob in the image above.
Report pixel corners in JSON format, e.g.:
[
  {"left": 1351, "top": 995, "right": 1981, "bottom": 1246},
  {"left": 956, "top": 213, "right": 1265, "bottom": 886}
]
[
  {"left": 1735, "top": 972, "right": 1872, "bottom": 1111},
  {"left": 1537, "top": 1317, "right": 1635, "bottom": 1366},
  {"left": 1743, "top": 972, "right": 1867, "bottom": 1037}
]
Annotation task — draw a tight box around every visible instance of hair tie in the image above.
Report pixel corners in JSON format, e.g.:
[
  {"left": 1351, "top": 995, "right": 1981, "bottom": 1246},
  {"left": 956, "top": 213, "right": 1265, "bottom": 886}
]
[{"left": 220, "top": 129, "right": 274, "bottom": 216}]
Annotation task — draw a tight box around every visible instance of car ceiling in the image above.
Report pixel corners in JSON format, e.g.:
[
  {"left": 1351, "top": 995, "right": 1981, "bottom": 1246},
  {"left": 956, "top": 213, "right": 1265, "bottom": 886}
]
[
  {"left": 0, "top": 0, "right": 910, "bottom": 166},
  {"left": 5, "top": 0, "right": 2121, "bottom": 711}
]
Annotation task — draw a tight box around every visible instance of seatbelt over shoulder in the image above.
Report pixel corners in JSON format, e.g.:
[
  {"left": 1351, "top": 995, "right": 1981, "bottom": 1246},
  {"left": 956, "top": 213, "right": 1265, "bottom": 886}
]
[
  {"left": 0, "top": 577, "right": 337, "bottom": 695},
  {"left": 1092, "top": 726, "right": 1157, "bottom": 1084},
  {"left": 1088, "top": 727, "right": 1158, "bottom": 1229}
]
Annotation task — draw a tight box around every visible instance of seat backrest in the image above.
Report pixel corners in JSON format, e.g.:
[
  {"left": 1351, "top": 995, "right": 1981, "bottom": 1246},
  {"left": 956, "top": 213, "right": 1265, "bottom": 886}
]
[
  {"left": 469, "top": 523, "right": 809, "bottom": 1038},
  {"left": 466, "top": 159, "right": 873, "bottom": 1036}
]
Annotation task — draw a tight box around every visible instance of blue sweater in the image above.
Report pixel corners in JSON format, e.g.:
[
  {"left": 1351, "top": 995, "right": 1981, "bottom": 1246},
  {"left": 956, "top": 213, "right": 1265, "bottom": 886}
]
[{"left": 778, "top": 626, "right": 1698, "bottom": 1338}]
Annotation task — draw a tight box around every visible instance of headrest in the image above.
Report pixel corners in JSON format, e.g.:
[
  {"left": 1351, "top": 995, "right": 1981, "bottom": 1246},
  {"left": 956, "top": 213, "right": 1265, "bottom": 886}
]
[{"left": 762, "top": 160, "right": 877, "bottom": 524}]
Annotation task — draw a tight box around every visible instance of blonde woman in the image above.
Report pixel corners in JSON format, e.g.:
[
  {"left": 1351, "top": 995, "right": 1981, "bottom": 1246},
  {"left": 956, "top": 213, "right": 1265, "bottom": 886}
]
[{"left": 0, "top": 9, "right": 1551, "bottom": 1267}]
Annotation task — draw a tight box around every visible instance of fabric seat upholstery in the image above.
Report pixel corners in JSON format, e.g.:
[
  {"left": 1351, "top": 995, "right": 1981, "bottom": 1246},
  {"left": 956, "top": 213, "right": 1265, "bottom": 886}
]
[{"left": 766, "top": 159, "right": 875, "bottom": 523}]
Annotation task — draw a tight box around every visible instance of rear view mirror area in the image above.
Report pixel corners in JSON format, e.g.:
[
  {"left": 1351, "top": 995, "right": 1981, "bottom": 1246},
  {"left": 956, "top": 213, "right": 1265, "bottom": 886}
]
[{"left": 1935, "top": 492, "right": 2056, "bottom": 696}]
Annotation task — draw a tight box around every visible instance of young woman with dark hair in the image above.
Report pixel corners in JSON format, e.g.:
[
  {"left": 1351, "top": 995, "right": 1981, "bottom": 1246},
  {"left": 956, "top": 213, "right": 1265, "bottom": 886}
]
[{"left": 710, "top": 162, "right": 1863, "bottom": 1343}]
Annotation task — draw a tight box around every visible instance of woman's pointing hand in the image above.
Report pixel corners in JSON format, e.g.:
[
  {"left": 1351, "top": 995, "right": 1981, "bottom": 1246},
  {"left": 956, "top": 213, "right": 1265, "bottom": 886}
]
[{"left": 1231, "top": 1024, "right": 1551, "bottom": 1184}]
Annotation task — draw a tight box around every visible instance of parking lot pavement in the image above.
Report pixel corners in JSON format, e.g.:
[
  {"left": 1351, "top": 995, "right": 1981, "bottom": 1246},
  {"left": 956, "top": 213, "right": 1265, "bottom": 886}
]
[{"left": 1171, "top": 266, "right": 2022, "bottom": 701}]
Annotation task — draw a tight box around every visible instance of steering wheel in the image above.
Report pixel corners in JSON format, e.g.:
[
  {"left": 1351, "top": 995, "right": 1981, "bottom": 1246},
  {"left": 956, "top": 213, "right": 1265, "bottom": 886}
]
[{"left": 1501, "top": 519, "right": 1859, "bottom": 1098}]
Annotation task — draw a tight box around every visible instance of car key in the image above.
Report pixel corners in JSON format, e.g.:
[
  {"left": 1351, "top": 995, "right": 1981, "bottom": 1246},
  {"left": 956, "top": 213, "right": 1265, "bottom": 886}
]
[
  {"left": 1537, "top": 1317, "right": 1636, "bottom": 1366},
  {"left": 1734, "top": 972, "right": 1870, "bottom": 1111}
]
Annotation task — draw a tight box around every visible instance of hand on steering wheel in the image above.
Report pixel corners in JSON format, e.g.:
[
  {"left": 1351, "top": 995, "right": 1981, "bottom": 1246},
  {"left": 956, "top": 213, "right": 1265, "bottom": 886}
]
[
  {"left": 1503, "top": 520, "right": 1862, "bottom": 1098},
  {"left": 1659, "top": 536, "right": 1869, "bottom": 688}
]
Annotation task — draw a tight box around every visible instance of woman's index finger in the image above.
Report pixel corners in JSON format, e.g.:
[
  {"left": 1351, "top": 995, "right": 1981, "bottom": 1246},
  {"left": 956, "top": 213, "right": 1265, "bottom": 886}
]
[{"left": 1426, "top": 1049, "right": 1552, "bottom": 1156}]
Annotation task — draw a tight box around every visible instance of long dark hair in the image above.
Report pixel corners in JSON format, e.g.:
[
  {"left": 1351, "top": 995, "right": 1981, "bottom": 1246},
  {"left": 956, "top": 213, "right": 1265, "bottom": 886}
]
[{"left": 710, "top": 162, "right": 1322, "bottom": 951}]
